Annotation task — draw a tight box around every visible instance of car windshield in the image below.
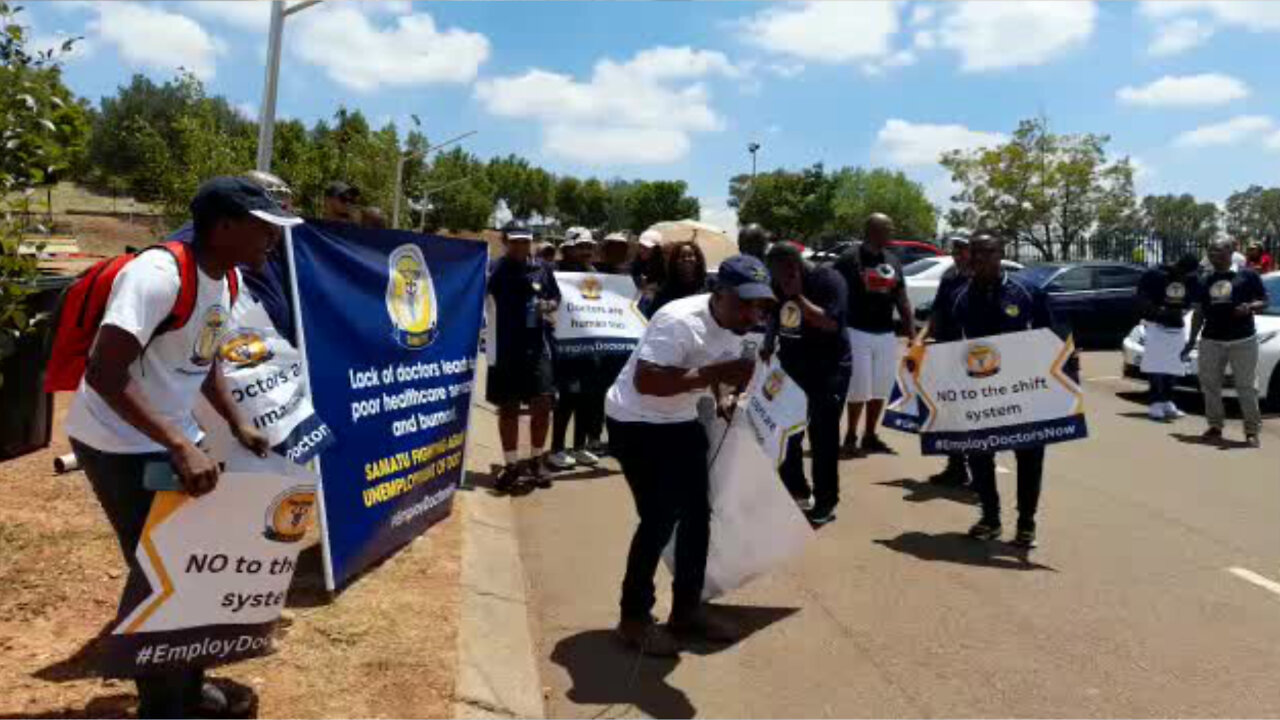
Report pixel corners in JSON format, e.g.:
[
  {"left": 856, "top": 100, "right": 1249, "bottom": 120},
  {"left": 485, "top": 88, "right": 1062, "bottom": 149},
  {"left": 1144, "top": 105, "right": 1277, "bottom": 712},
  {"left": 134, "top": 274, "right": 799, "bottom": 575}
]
[
  {"left": 904, "top": 258, "right": 944, "bottom": 277},
  {"left": 1013, "top": 265, "right": 1060, "bottom": 288},
  {"left": 1263, "top": 276, "right": 1280, "bottom": 315}
]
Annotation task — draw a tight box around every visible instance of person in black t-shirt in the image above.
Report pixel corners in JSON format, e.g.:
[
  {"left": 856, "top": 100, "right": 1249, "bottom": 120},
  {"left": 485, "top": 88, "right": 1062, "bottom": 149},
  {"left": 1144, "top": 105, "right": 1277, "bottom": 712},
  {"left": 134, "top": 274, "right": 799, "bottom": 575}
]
[
  {"left": 1137, "top": 254, "right": 1200, "bottom": 422},
  {"left": 832, "top": 213, "right": 915, "bottom": 457},
  {"left": 644, "top": 241, "right": 708, "bottom": 318},
  {"left": 765, "top": 242, "right": 851, "bottom": 527},
  {"left": 1184, "top": 239, "right": 1270, "bottom": 447},
  {"left": 486, "top": 225, "right": 562, "bottom": 490},
  {"left": 921, "top": 236, "right": 973, "bottom": 487}
]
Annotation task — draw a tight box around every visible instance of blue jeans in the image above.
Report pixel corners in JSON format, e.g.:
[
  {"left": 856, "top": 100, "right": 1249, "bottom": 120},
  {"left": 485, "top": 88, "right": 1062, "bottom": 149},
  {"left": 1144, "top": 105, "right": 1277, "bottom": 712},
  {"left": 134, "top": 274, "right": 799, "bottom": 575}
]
[
  {"left": 1148, "top": 373, "right": 1176, "bottom": 404},
  {"left": 70, "top": 439, "right": 206, "bottom": 718}
]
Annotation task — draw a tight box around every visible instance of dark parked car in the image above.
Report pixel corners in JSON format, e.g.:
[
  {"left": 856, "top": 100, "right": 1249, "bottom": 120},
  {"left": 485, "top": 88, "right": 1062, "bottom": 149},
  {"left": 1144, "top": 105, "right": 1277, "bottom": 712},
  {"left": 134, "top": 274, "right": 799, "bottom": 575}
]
[
  {"left": 811, "top": 239, "right": 944, "bottom": 266},
  {"left": 1014, "top": 262, "right": 1147, "bottom": 348}
]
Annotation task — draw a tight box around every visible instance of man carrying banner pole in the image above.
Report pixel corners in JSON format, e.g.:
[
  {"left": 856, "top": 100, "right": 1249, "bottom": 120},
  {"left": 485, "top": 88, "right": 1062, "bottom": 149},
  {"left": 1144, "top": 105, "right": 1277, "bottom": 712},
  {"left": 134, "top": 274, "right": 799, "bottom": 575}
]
[
  {"left": 933, "top": 234, "right": 1068, "bottom": 549},
  {"left": 604, "top": 256, "right": 772, "bottom": 655},
  {"left": 764, "top": 242, "right": 850, "bottom": 527}
]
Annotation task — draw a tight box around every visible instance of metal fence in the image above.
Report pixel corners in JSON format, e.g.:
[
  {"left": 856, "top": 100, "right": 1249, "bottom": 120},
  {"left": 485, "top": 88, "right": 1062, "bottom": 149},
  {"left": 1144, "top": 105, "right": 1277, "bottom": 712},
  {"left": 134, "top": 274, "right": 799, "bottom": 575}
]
[{"left": 1003, "top": 233, "right": 1279, "bottom": 267}]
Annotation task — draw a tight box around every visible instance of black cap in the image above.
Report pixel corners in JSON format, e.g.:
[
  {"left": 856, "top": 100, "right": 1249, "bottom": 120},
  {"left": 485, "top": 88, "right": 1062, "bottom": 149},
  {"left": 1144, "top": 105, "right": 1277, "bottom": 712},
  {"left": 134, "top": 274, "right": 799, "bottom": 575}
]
[
  {"left": 324, "top": 181, "right": 360, "bottom": 200},
  {"left": 714, "top": 254, "right": 775, "bottom": 301},
  {"left": 190, "top": 176, "right": 302, "bottom": 229},
  {"left": 503, "top": 222, "right": 534, "bottom": 241}
]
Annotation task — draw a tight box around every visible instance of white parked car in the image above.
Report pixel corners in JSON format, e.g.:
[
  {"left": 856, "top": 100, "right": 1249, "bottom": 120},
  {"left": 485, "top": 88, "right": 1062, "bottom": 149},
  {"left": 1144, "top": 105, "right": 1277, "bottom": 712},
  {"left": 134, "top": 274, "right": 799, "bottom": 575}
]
[
  {"left": 904, "top": 256, "right": 1024, "bottom": 317},
  {"left": 1122, "top": 272, "right": 1280, "bottom": 406}
]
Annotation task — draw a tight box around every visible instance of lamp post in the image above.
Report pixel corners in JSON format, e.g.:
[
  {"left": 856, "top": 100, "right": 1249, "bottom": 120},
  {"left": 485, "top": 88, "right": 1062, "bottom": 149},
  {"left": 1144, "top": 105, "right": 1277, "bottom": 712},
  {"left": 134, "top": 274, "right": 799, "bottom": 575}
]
[
  {"left": 748, "top": 142, "right": 761, "bottom": 180},
  {"left": 255, "top": 0, "right": 323, "bottom": 172},
  {"left": 391, "top": 130, "right": 477, "bottom": 229}
]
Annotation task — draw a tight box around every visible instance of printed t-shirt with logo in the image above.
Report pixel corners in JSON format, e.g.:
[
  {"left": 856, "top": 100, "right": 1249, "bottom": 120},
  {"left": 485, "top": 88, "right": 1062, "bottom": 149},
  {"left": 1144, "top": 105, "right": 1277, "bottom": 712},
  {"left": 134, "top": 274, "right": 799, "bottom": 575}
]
[
  {"left": 1195, "top": 268, "right": 1269, "bottom": 342},
  {"left": 771, "top": 264, "right": 850, "bottom": 396},
  {"left": 1138, "top": 267, "right": 1197, "bottom": 329},
  {"left": 834, "top": 244, "right": 906, "bottom": 334},
  {"left": 65, "top": 251, "right": 240, "bottom": 454},
  {"left": 606, "top": 293, "right": 754, "bottom": 425}
]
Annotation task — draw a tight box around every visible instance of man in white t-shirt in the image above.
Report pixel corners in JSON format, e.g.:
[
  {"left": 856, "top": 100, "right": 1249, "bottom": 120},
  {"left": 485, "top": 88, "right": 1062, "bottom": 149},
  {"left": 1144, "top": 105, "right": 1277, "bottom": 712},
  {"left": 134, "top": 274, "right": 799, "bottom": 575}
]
[
  {"left": 605, "top": 255, "right": 773, "bottom": 656},
  {"left": 65, "top": 176, "right": 301, "bottom": 719}
]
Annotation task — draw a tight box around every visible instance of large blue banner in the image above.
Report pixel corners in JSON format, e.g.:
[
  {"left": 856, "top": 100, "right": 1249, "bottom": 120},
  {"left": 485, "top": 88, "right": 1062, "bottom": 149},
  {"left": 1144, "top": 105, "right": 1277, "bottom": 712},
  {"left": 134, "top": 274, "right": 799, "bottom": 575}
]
[{"left": 289, "top": 221, "right": 487, "bottom": 590}]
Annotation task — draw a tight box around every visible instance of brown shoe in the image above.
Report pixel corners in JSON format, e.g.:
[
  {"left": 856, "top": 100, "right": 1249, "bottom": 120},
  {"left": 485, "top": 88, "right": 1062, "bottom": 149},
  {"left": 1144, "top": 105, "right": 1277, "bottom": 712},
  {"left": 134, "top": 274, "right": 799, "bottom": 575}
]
[
  {"left": 668, "top": 608, "right": 739, "bottom": 644},
  {"left": 616, "top": 618, "right": 680, "bottom": 657}
]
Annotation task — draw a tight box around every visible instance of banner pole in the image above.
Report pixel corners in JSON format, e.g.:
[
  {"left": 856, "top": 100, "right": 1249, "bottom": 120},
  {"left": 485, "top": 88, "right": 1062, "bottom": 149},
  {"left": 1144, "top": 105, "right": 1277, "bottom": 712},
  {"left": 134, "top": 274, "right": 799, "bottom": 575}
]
[{"left": 283, "top": 226, "right": 338, "bottom": 593}]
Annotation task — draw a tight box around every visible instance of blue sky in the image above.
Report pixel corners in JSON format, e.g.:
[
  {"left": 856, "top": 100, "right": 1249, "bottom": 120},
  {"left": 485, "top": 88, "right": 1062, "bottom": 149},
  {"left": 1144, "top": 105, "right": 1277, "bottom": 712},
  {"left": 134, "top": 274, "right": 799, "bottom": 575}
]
[{"left": 23, "top": 0, "right": 1280, "bottom": 230}]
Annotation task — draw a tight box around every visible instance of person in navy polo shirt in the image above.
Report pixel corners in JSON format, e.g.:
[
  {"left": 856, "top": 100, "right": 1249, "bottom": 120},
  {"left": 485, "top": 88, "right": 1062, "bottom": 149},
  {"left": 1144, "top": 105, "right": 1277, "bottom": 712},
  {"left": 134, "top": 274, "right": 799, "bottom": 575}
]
[
  {"left": 486, "top": 224, "right": 561, "bottom": 490},
  {"left": 934, "top": 234, "right": 1066, "bottom": 550},
  {"left": 764, "top": 242, "right": 850, "bottom": 527}
]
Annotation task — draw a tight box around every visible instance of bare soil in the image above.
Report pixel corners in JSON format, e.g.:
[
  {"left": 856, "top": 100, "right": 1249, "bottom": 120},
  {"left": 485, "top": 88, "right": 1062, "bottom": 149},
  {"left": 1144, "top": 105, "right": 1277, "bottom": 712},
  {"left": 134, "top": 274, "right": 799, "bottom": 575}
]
[{"left": 0, "top": 397, "right": 461, "bottom": 719}]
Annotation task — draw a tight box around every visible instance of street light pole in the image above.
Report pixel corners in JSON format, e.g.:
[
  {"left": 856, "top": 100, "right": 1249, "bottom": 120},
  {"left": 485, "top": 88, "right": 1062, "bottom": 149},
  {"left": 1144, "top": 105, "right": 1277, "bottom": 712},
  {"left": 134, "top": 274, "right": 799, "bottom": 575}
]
[
  {"left": 255, "top": 0, "right": 323, "bottom": 172},
  {"left": 255, "top": 1, "right": 285, "bottom": 172},
  {"left": 748, "top": 142, "right": 760, "bottom": 180},
  {"left": 392, "top": 130, "right": 477, "bottom": 230}
]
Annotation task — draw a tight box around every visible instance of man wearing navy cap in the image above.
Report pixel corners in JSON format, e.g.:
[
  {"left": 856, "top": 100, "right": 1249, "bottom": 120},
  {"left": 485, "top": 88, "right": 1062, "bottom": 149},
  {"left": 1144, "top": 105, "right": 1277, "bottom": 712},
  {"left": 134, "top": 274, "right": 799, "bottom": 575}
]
[
  {"left": 605, "top": 254, "right": 773, "bottom": 655},
  {"left": 66, "top": 176, "right": 301, "bottom": 717}
]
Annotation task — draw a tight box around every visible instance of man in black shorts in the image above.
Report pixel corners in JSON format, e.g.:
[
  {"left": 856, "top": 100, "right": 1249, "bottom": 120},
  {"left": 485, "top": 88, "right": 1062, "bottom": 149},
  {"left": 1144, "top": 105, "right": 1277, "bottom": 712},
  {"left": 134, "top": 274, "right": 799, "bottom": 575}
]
[{"left": 486, "top": 224, "right": 561, "bottom": 490}]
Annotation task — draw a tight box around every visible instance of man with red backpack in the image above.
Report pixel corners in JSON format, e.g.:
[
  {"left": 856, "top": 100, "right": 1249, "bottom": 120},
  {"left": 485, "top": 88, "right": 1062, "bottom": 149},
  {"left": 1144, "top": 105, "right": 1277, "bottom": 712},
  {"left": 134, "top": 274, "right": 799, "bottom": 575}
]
[{"left": 58, "top": 177, "right": 301, "bottom": 718}]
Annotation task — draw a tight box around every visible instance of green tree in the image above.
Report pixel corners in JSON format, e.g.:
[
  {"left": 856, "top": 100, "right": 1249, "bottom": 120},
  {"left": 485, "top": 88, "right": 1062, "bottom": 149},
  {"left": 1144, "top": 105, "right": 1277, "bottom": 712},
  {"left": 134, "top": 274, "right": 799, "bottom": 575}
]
[
  {"left": 487, "top": 155, "right": 554, "bottom": 222},
  {"left": 940, "top": 117, "right": 1136, "bottom": 260},
  {"left": 0, "top": 2, "right": 83, "bottom": 385},
  {"left": 553, "top": 176, "right": 583, "bottom": 226},
  {"left": 830, "top": 168, "right": 936, "bottom": 241},
  {"left": 418, "top": 147, "right": 493, "bottom": 232},
  {"left": 1140, "top": 194, "right": 1220, "bottom": 244},
  {"left": 730, "top": 164, "right": 834, "bottom": 242},
  {"left": 579, "top": 178, "right": 610, "bottom": 230},
  {"left": 626, "top": 180, "right": 699, "bottom": 232},
  {"left": 1224, "top": 185, "right": 1280, "bottom": 244}
]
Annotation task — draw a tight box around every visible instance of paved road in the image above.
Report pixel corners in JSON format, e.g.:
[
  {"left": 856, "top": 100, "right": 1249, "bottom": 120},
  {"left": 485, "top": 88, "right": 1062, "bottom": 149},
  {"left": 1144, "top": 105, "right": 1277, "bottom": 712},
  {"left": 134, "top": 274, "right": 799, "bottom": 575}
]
[{"left": 505, "top": 352, "right": 1280, "bottom": 718}]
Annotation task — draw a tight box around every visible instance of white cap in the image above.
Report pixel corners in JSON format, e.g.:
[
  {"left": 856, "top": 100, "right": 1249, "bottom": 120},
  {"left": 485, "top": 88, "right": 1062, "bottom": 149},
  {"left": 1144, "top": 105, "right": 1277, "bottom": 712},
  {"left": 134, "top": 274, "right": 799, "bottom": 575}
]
[
  {"left": 565, "top": 226, "right": 596, "bottom": 246},
  {"left": 604, "top": 232, "right": 629, "bottom": 244},
  {"left": 639, "top": 229, "right": 662, "bottom": 248}
]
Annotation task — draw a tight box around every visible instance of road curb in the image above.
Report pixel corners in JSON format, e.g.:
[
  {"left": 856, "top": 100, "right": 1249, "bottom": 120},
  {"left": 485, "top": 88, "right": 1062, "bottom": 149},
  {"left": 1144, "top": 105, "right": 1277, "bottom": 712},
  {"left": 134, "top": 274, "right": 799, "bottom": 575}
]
[{"left": 453, "top": 490, "right": 545, "bottom": 719}]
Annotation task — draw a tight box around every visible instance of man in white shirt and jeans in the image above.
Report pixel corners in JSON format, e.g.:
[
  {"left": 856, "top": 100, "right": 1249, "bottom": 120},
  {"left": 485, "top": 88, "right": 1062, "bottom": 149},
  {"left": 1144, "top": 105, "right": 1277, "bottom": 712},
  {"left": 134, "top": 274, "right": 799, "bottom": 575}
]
[
  {"left": 605, "top": 255, "right": 774, "bottom": 656},
  {"left": 66, "top": 177, "right": 301, "bottom": 718}
]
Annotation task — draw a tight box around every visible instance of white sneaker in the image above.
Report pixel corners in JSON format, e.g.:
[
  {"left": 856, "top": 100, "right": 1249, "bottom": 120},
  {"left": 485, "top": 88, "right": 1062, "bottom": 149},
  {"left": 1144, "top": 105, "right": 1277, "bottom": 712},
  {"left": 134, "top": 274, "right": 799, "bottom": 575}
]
[
  {"left": 1163, "top": 402, "right": 1186, "bottom": 420},
  {"left": 794, "top": 495, "right": 816, "bottom": 512},
  {"left": 570, "top": 449, "right": 600, "bottom": 467},
  {"left": 1148, "top": 403, "right": 1167, "bottom": 421},
  {"left": 546, "top": 451, "right": 577, "bottom": 471}
]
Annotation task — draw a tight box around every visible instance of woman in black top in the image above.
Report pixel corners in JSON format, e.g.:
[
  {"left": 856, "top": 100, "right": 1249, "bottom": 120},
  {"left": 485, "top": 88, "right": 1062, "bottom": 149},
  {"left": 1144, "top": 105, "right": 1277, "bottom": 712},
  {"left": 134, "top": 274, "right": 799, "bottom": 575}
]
[{"left": 643, "top": 241, "right": 707, "bottom": 318}]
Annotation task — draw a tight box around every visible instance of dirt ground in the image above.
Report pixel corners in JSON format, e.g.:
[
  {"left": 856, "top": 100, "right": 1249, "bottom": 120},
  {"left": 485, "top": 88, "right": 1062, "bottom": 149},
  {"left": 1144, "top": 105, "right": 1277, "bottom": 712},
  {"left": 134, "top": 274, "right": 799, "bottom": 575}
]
[{"left": 0, "top": 397, "right": 462, "bottom": 719}]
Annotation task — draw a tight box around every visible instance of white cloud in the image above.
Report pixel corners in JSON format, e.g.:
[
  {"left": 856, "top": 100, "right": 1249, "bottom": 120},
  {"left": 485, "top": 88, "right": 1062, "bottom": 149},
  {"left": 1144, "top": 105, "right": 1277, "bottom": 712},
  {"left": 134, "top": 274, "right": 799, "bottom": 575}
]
[
  {"left": 874, "top": 119, "right": 1006, "bottom": 166},
  {"left": 234, "top": 101, "right": 257, "bottom": 121},
  {"left": 475, "top": 47, "right": 737, "bottom": 165},
  {"left": 1148, "top": 18, "right": 1215, "bottom": 56},
  {"left": 89, "top": 2, "right": 224, "bottom": 80},
  {"left": 909, "top": 5, "right": 936, "bottom": 26},
  {"left": 185, "top": 0, "right": 270, "bottom": 30},
  {"left": 766, "top": 62, "right": 805, "bottom": 79},
  {"left": 1117, "top": 74, "right": 1249, "bottom": 108},
  {"left": 1174, "top": 115, "right": 1274, "bottom": 148},
  {"left": 291, "top": 5, "right": 489, "bottom": 91},
  {"left": 741, "top": 1, "right": 901, "bottom": 66},
  {"left": 1266, "top": 131, "right": 1280, "bottom": 152},
  {"left": 1139, "top": 1, "right": 1280, "bottom": 56},
  {"left": 863, "top": 49, "right": 916, "bottom": 76},
  {"left": 935, "top": 1, "right": 1097, "bottom": 72}
]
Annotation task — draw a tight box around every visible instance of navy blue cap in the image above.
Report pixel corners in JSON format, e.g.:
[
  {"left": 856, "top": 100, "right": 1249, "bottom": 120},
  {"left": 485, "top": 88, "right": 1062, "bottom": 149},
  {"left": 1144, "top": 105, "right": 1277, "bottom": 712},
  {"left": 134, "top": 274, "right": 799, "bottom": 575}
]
[
  {"left": 714, "top": 254, "right": 775, "bottom": 301},
  {"left": 191, "top": 176, "right": 302, "bottom": 228}
]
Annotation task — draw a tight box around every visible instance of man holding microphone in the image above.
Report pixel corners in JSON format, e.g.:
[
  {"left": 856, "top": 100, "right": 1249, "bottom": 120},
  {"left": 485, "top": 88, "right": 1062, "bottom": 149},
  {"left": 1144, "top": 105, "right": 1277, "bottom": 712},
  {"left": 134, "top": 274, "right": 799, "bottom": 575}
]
[{"left": 605, "top": 255, "right": 774, "bottom": 655}]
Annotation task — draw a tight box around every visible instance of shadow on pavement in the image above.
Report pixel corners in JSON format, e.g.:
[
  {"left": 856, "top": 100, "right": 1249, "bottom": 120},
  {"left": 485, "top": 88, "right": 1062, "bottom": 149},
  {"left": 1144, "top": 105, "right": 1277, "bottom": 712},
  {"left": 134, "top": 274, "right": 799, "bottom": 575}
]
[
  {"left": 551, "top": 630, "right": 694, "bottom": 719},
  {"left": 285, "top": 542, "right": 332, "bottom": 609},
  {"left": 680, "top": 604, "right": 800, "bottom": 657},
  {"left": 1170, "top": 432, "right": 1254, "bottom": 451},
  {"left": 875, "top": 531, "right": 1057, "bottom": 572},
  {"left": 551, "top": 605, "right": 797, "bottom": 718},
  {"left": 33, "top": 622, "right": 111, "bottom": 684},
  {"left": 876, "top": 478, "right": 979, "bottom": 506}
]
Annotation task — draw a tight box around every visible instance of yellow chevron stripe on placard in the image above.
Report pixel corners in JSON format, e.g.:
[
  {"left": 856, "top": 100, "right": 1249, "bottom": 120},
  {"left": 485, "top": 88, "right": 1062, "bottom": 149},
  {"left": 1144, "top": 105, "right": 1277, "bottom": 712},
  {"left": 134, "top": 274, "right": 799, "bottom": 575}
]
[{"left": 123, "top": 492, "right": 189, "bottom": 635}]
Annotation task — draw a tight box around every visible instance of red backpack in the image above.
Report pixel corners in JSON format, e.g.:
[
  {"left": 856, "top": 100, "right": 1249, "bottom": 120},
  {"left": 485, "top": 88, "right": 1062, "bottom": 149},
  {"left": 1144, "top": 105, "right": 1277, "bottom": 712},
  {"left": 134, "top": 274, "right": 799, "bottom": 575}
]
[{"left": 44, "top": 241, "right": 240, "bottom": 392}]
